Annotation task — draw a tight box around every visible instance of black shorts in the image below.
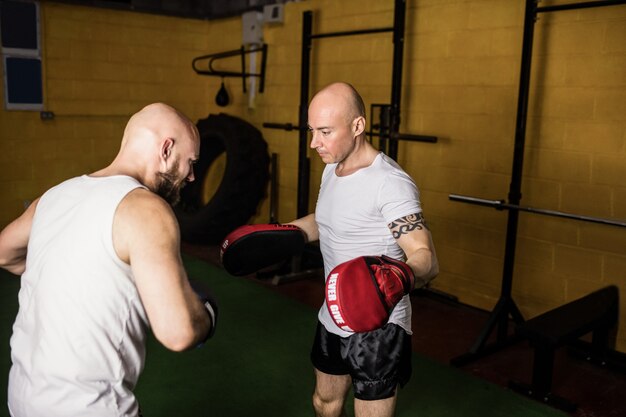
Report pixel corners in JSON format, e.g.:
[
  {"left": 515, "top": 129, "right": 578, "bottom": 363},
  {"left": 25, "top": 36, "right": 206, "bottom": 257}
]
[{"left": 310, "top": 321, "right": 412, "bottom": 401}]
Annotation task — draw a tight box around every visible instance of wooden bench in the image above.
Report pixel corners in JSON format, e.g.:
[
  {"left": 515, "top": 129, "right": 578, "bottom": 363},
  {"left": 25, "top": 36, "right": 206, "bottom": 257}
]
[{"left": 508, "top": 285, "right": 619, "bottom": 412}]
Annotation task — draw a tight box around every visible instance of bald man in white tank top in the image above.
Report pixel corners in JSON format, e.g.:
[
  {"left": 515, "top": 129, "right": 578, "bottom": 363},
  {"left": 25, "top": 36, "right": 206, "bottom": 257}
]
[{"left": 0, "top": 103, "right": 217, "bottom": 417}]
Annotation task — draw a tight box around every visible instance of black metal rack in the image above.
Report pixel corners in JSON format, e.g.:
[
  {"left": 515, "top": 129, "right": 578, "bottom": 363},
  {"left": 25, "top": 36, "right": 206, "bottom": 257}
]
[
  {"left": 294, "top": 4, "right": 405, "bottom": 217},
  {"left": 264, "top": 0, "right": 437, "bottom": 218},
  {"left": 450, "top": 0, "right": 626, "bottom": 367},
  {"left": 192, "top": 44, "right": 268, "bottom": 93}
]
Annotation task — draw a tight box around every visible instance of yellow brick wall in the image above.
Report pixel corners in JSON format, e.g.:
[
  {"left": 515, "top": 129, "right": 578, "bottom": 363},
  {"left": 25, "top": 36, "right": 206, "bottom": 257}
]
[
  {"left": 399, "top": 0, "right": 626, "bottom": 351},
  {"left": 0, "top": 1, "right": 250, "bottom": 223},
  {"left": 1, "top": 0, "right": 625, "bottom": 350}
]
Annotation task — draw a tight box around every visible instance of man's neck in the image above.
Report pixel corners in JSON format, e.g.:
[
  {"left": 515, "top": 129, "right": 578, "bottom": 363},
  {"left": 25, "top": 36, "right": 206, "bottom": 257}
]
[{"left": 335, "top": 140, "right": 379, "bottom": 177}]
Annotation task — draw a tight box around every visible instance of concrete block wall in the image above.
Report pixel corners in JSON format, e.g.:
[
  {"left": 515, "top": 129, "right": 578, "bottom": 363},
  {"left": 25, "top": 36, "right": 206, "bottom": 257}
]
[{"left": 1, "top": 0, "right": 625, "bottom": 350}]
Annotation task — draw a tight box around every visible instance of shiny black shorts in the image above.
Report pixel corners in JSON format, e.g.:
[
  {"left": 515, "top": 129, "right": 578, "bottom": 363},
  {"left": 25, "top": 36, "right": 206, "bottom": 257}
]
[{"left": 310, "top": 321, "right": 412, "bottom": 400}]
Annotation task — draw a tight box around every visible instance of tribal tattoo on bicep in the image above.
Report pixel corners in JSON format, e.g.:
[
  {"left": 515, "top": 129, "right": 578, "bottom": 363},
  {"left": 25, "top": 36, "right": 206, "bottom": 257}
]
[{"left": 388, "top": 213, "right": 428, "bottom": 240}]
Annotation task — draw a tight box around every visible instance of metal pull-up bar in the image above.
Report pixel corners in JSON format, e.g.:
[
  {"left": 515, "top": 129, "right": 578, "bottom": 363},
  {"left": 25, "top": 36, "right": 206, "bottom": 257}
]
[
  {"left": 449, "top": 194, "right": 626, "bottom": 228},
  {"left": 537, "top": 0, "right": 626, "bottom": 12},
  {"left": 370, "top": 131, "right": 438, "bottom": 144},
  {"left": 310, "top": 27, "right": 393, "bottom": 39},
  {"left": 262, "top": 122, "right": 438, "bottom": 144}
]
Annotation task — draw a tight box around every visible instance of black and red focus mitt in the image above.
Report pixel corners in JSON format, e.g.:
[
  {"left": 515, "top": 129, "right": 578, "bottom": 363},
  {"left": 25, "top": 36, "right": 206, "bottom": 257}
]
[
  {"left": 220, "top": 224, "right": 306, "bottom": 276},
  {"left": 325, "top": 255, "right": 415, "bottom": 333}
]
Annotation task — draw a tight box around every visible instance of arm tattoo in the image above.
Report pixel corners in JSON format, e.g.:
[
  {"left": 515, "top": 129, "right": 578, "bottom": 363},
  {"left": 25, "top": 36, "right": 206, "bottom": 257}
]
[{"left": 388, "top": 213, "right": 428, "bottom": 239}]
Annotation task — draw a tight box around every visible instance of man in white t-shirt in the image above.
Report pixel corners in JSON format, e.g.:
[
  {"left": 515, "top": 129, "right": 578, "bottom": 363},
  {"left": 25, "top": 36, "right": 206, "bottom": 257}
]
[{"left": 290, "top": 82, "right": 439, "bottom": 417}]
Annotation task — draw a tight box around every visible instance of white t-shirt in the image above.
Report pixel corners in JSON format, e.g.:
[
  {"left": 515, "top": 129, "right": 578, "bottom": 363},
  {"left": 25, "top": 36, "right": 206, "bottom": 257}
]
[
  {"left": 315, "top": 152, "right": 422, "bottom": 337},
  {"left": 8, "top": 175, "right": 148, "bottom": 417}
]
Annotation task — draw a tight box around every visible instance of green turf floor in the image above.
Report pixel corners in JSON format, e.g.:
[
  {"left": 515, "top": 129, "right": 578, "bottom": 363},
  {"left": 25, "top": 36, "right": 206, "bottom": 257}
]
[{"left": 1, "top": 256, "right": 567, "bottom": 417}]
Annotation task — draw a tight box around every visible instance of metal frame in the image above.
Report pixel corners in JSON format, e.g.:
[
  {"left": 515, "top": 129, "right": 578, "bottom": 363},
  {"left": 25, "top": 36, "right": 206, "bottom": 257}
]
[
  {"left": 449, "top": 194, "right": 626, "bottom": 228},
  {"left": 265, "top": 0, "right": 438, "bottom": 218},
  {"left": 294, "top": 6, "right": 403, "bottom": 217},
  {"left": 192, "top": 44, "right": 268, "bottom": 93},
  {"left": 450, "top": 0, "right": 626, "bottom": 367}
]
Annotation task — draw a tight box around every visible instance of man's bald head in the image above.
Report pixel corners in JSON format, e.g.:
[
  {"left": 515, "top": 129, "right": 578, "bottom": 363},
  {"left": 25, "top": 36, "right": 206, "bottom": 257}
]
[
  {"left": 102, "top": 103, "right": 200, "bottom": 205},
  {"left": 310, "top": 82, "right": 366, "bottom": 125},
  {"left": 121, "top": 102, "right": 199, "bottom": 150}
]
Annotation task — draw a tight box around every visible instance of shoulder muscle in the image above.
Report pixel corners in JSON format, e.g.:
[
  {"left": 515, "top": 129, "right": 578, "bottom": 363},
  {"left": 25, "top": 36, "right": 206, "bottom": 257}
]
[{"left": 113, "top": 189, "right": 179, "bottom": 264}]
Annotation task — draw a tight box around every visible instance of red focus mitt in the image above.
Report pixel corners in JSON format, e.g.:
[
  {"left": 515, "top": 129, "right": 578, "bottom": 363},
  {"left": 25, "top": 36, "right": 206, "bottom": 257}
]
[
  {"left": 220, "top": 224, "right": 306, "bottom": 276},
  {"left": 325, "top": 255, "right": 415, "bottom": 333}
]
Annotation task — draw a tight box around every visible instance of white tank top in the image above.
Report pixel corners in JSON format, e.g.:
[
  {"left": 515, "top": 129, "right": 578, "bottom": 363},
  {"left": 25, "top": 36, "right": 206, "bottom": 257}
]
[{"left": 8, "top": 175, "right": 148, "bottom": 417}]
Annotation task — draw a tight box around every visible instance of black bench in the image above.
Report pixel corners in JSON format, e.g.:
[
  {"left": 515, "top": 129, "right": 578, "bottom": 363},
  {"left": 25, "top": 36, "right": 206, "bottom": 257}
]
[{"left": 509, "top": 285, "right": 619, "bottom": 412}]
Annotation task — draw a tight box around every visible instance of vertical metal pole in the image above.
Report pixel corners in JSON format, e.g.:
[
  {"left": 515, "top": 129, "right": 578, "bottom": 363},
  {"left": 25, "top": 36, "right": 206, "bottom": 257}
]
[
  {"left": 240, "top": 46, "right": 247, "bottom": 93},
  {"left": 297, "top": 11, "right": 313, "bottom": 218},
  {"left": 379, "top": 105, "right": 390, "bottom": 154},
  {"left": 388, "top": 0, "right": 406, "bottom": 160},
  {"left": 269, "top": 153, "right": 278, "bottom": 223},
  {"left": 497, "top": 0, "right": 537, "bottom": 339},
  {"left": 259, "top": 43, "right": 268, "bottom": 93}
]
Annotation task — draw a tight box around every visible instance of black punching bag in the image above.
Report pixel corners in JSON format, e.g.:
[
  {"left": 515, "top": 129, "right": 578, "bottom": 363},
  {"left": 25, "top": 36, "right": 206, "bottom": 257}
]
[{"left": 215, "top": 80, "right": 229, "bottom": 107}]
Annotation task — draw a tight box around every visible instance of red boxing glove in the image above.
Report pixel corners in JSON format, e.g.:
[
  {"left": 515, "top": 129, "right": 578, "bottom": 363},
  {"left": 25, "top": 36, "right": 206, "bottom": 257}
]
[
  {"left": 220, "top": 224, "right": 306, "bottom": 276},
  {"left": 326, "top": 255, "right": 415, "bottom": 333}
]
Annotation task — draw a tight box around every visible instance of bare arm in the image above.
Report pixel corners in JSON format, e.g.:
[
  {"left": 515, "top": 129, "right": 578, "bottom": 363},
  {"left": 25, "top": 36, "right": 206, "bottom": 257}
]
[
  {"left": 388, "top": 213, "right": 439, "bottom": 288},
  {"left": 288, "top": 213, "right": 319, "bottom": 243},
  {"left": 0, "top": 199, "right": 39, "bottom": 276},
  {"left": 114, "top": 189, "right": 211, "bottom": 352}
]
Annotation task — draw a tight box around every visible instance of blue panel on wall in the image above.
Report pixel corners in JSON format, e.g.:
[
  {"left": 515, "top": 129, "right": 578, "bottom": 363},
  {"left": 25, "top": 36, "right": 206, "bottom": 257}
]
[
  {"left": 0, "top": 1, "right": 38, "bottom": 50},
  {"left": 4, "top": 56, "right": 43, "bottom": 107}
]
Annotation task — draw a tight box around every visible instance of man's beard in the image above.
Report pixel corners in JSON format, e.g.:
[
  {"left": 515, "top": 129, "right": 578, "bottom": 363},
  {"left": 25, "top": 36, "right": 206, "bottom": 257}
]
[{"left": 156, "top": 160, "right": 184, "bottom": 206}]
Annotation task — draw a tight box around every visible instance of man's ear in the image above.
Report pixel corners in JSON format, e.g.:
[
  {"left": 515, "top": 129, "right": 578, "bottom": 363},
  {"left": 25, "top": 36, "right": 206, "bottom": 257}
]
[
  {"left": 353, "top": 116, "right": 366, "bottom": 137},
  {"left": 161, "top": 137, "right": 175, "bottom": 160}
]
